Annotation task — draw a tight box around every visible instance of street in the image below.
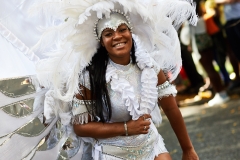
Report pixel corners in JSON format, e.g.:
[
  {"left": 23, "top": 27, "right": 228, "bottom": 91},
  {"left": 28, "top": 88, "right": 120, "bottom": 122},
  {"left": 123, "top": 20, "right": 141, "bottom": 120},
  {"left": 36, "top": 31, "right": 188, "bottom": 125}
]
[{"left": 158, "top": 94, "right": 240, "bottom": 160}]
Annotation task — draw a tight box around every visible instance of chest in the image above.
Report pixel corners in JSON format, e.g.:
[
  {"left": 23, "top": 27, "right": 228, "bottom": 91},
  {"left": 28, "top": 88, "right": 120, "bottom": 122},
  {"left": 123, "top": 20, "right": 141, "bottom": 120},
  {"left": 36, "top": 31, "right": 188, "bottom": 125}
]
[{"left": 106, "top": 65, "right": 142, "bottom": 122}]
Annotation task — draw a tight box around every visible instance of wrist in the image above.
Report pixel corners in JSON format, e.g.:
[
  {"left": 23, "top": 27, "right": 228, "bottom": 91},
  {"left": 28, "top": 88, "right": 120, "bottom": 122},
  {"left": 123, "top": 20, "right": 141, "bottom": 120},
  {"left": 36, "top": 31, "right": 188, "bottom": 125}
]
[{"left": 182, "top": 146, "right": 195, "bottom": 153}]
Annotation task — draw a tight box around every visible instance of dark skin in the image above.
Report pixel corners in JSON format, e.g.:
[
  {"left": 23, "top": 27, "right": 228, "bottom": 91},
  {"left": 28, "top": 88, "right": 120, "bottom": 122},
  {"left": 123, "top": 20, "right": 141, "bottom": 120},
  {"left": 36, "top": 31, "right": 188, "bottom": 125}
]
[{"left": 73, "top": 24, "right": 199, "bottom": 160}]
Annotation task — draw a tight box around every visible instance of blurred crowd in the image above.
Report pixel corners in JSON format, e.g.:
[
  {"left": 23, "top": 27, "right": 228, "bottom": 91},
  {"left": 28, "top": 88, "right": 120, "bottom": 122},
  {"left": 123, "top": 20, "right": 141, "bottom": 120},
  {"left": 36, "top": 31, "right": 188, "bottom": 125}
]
[{"left": 176, "top": 0, "right": 240, "bottom": 106}]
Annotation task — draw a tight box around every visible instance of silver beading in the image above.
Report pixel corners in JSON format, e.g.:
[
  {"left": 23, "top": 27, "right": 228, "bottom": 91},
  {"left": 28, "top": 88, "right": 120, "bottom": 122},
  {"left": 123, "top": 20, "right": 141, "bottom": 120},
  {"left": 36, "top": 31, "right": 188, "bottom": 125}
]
[
  {"left": 157, "top": 81, "right": 171, "bottom": 90},
  {"left": 71, "top": 97, "right": 96, "bottom": 124},
  {"left": 157, "top": 81, "right": 177, "bottom": 99},
  {"left": 72, "top": 97, "right": 95, "bottom": 107}
]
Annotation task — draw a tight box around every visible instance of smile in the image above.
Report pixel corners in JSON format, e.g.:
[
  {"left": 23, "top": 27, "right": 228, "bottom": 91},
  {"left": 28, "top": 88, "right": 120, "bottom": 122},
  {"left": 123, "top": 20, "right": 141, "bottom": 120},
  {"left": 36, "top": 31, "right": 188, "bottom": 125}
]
[{"left": 113, "top": 42, "right": 126, "bottom": 47}]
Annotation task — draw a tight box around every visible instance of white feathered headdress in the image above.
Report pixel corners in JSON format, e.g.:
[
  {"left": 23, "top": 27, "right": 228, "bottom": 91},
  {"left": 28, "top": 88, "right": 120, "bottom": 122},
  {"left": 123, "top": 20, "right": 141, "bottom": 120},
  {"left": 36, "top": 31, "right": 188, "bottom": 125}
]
[{"left": 29, "top": 0, "right": 197, "bottom": 102}]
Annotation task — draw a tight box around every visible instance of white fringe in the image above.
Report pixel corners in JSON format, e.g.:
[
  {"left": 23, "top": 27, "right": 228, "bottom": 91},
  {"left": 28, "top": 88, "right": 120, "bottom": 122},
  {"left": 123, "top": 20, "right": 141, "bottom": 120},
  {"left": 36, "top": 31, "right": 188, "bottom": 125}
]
[
  {"left": 158, "top": 85, "right": 177, "bottom": 100},
  {"left": 71, "top": 112, "right": 93, "bottom": 125}
]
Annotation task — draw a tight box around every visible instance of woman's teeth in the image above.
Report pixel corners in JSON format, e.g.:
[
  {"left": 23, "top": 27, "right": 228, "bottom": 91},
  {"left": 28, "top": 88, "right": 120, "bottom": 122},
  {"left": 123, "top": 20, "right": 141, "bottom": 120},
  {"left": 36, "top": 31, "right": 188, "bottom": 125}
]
[{"left": 115, "top": 43, "right": 125, "bottom": 47}]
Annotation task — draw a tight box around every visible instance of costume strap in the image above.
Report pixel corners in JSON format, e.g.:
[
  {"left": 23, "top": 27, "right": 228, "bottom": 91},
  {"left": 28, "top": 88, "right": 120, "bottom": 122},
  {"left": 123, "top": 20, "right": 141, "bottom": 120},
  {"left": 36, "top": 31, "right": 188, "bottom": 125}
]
[
  {"left": 71, "top": 97, "right": 95, "bottom": 124},
  {"left": 157, "top": 81, "right": 177, "bottom": 99}
]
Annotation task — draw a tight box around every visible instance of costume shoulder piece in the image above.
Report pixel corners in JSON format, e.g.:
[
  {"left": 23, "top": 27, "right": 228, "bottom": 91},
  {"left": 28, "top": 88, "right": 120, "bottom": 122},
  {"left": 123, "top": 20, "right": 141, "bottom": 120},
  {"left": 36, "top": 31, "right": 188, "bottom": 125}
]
[{"left": 0, "top": 76, "right": 87, "bottom": 160}]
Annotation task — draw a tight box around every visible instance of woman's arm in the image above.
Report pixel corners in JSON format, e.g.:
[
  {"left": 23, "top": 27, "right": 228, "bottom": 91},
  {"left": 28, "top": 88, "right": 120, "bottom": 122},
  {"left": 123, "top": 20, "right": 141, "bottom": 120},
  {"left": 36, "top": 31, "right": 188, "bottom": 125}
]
[
  {"left": 73, "top": 118, "right": 150, "bottom": 139},
  {"left": 157, "top": 70, "right": 199, "bottom": 160},
  {"left": 72, "top": 87, "right": 151, "bottom": 139}
]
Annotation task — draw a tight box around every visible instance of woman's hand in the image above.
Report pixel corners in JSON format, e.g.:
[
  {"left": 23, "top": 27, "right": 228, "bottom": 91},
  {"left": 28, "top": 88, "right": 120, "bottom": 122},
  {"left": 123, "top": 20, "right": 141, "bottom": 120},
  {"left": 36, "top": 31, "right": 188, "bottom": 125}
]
[
  {"left": 182, "top": 148, "right": 199, "bottom": 160},
  {"left": 126, "top": 114, "right": 151, "bottom": 135}
]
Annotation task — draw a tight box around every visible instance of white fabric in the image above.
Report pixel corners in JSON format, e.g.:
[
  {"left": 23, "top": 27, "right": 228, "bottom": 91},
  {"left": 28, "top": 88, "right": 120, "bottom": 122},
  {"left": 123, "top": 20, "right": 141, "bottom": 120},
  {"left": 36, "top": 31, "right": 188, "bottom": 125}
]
[
  {"left": 150, "top": 105, "right": 162, "bottom": 127},
  {"left": 72, "top": 112, "right": 94, "bottom": 125},
  {"left": 0, "top": 91, "right": 36, "bottom": 107},
  {"left": 0, "top": 108, "right": 43, "bottom": 137},
  {"left": 0, "top": 35, "right": 36, "bottom": 79},
  {"left": 0, "top": 23, "right": 40, "bottom": 63},
  {"left": 158, "top": 84, "right": 177, "bottom": 100},
  {"left": 0, "top": 0, "right": 46, "bottom": 49},
  {"left": 98, "top": 122, "right": 167, "bottom": 160},
  {"left": 43, "top": 89, "right": 56, "bottom": 123},
  {"left": 0, "top": 0, "right": 50, "bottom": 79},
  {"left": 59, "top": 112, "right": 72, "bottom": 125},
  {"left": 72, "top": 104, "right": 88, "bottom": 116},
  {"left": 0, "top": 117, "right": 57, "bottom": 160},
  {"left": 71, "top": 98, "right": 95, "bottom": 124}
]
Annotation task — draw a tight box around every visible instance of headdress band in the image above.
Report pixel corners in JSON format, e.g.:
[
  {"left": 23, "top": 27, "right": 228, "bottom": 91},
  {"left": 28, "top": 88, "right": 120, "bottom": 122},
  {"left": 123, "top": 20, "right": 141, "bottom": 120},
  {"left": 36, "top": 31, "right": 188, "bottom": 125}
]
[{"left": 94, "top": 11, "right": 133, "bottom": 40}]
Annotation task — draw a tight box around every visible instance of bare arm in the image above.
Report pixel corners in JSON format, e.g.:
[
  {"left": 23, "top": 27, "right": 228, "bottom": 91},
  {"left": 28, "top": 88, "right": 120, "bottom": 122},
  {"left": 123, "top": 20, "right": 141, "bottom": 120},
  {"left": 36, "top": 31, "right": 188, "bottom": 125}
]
[
  {"left": 73, "top": 117, "right": 151, "bottom": 139},
  {"left": 74, "top": 121, "right": 126, "bottom": 138},
  {"left": 157, "top": 70, "right": 198, "bottom": 159},
  {"left": 73, "top": 86, "right": 151, "bottom": 139}
]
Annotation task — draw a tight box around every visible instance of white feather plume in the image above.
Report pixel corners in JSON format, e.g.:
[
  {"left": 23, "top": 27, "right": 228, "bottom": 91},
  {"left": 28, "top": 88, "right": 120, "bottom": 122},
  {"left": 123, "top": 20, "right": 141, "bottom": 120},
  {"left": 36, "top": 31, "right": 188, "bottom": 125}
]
[{"left": 29, "top": 0, "right": 197, "bottom": 103}]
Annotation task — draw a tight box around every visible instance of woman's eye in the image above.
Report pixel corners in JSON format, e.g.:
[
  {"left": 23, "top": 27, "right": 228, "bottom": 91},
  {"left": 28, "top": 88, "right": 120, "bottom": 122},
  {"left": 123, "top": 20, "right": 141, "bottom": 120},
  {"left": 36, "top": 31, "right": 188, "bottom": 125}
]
[
  {"left": 120, "top": 28, "right": 127, "bottom": 32},
  {"left": 104, "top": 33, "right": 112, "bottom": 37}
]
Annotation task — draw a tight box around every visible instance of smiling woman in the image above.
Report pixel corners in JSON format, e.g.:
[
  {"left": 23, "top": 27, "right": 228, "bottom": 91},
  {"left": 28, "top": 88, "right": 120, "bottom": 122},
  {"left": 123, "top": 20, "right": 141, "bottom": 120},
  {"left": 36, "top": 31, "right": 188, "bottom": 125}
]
[
  {"left": 69, "top": 11, "right": 199, "bottom": 159},
  {"left": 101, "top": 24, "right": 133, "bottom": 65},
  {"left": 0, "top": 0, "right": 200, "bottom": 159}
]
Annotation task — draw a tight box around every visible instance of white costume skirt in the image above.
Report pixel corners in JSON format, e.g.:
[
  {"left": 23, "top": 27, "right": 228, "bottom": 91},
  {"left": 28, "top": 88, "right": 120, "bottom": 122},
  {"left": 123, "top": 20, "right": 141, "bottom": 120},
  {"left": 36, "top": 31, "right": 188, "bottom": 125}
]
[{"left": 94, "top": 123, "right": 168, "bottom": 160}]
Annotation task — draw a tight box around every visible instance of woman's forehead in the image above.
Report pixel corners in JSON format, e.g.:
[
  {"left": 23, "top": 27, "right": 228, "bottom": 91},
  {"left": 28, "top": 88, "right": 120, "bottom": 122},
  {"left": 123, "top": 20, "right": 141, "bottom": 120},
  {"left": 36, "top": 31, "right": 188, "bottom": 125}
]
[
  {"left": 102, "top": 24, "right": 128, "bottom": 33},
  {"left": 96, "top": 12, "right": 132, "bottom": 40}
]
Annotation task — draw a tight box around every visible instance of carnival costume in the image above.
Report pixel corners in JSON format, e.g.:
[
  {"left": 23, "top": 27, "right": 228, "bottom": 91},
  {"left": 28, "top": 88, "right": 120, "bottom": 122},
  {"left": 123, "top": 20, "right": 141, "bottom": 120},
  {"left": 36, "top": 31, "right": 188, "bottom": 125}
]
[{"left": 0, "top": 0, "right": 197, "bottom": 159}]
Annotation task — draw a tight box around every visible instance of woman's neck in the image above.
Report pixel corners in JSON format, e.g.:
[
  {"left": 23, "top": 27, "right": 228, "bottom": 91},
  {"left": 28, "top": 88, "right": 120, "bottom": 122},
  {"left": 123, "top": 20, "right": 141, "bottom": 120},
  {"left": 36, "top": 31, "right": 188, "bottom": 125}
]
[{"left": 108, "top": 55, "right": 131, "bottom": 65}]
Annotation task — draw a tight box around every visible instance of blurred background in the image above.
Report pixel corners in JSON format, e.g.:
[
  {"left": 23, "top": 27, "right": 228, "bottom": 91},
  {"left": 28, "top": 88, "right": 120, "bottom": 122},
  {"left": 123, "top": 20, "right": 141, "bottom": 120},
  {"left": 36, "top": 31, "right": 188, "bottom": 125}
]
[
  {"left": 175, "top": 0, "right": 240, "bottom": 107},
  {"left": 165, "top": 2, "right": 240, "bottom": 158}
]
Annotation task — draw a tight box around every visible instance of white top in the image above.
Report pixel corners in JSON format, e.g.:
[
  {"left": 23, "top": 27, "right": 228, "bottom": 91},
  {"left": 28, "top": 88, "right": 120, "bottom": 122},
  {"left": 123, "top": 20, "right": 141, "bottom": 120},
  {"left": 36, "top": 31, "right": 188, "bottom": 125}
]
[
  {"left": 76, "top": 59, "right": 178, "bottom": 159},
  {"left": 79, "top": 59, "right": 163, "bottom": 123}
]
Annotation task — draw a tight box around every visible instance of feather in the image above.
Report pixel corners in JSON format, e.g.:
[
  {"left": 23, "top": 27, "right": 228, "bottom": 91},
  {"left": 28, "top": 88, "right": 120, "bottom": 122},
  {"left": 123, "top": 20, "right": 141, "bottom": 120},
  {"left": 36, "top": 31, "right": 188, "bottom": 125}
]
[{"left": 29, "top": 0, "right": 197, "bottom": 101}]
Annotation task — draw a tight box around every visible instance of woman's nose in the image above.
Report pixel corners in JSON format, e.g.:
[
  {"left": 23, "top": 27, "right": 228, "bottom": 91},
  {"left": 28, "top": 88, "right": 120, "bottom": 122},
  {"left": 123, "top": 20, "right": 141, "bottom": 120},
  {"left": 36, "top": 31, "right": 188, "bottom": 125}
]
[{"left": 113, "top": 31, "right": 122, "bottom": 40}]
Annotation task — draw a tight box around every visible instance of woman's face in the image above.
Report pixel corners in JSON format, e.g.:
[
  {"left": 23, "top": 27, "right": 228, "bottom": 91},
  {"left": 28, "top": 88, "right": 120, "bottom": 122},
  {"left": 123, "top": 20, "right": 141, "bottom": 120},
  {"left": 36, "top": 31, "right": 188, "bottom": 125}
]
[{"left": 101, "top": 24, "right": 132, "bottom": 64}]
